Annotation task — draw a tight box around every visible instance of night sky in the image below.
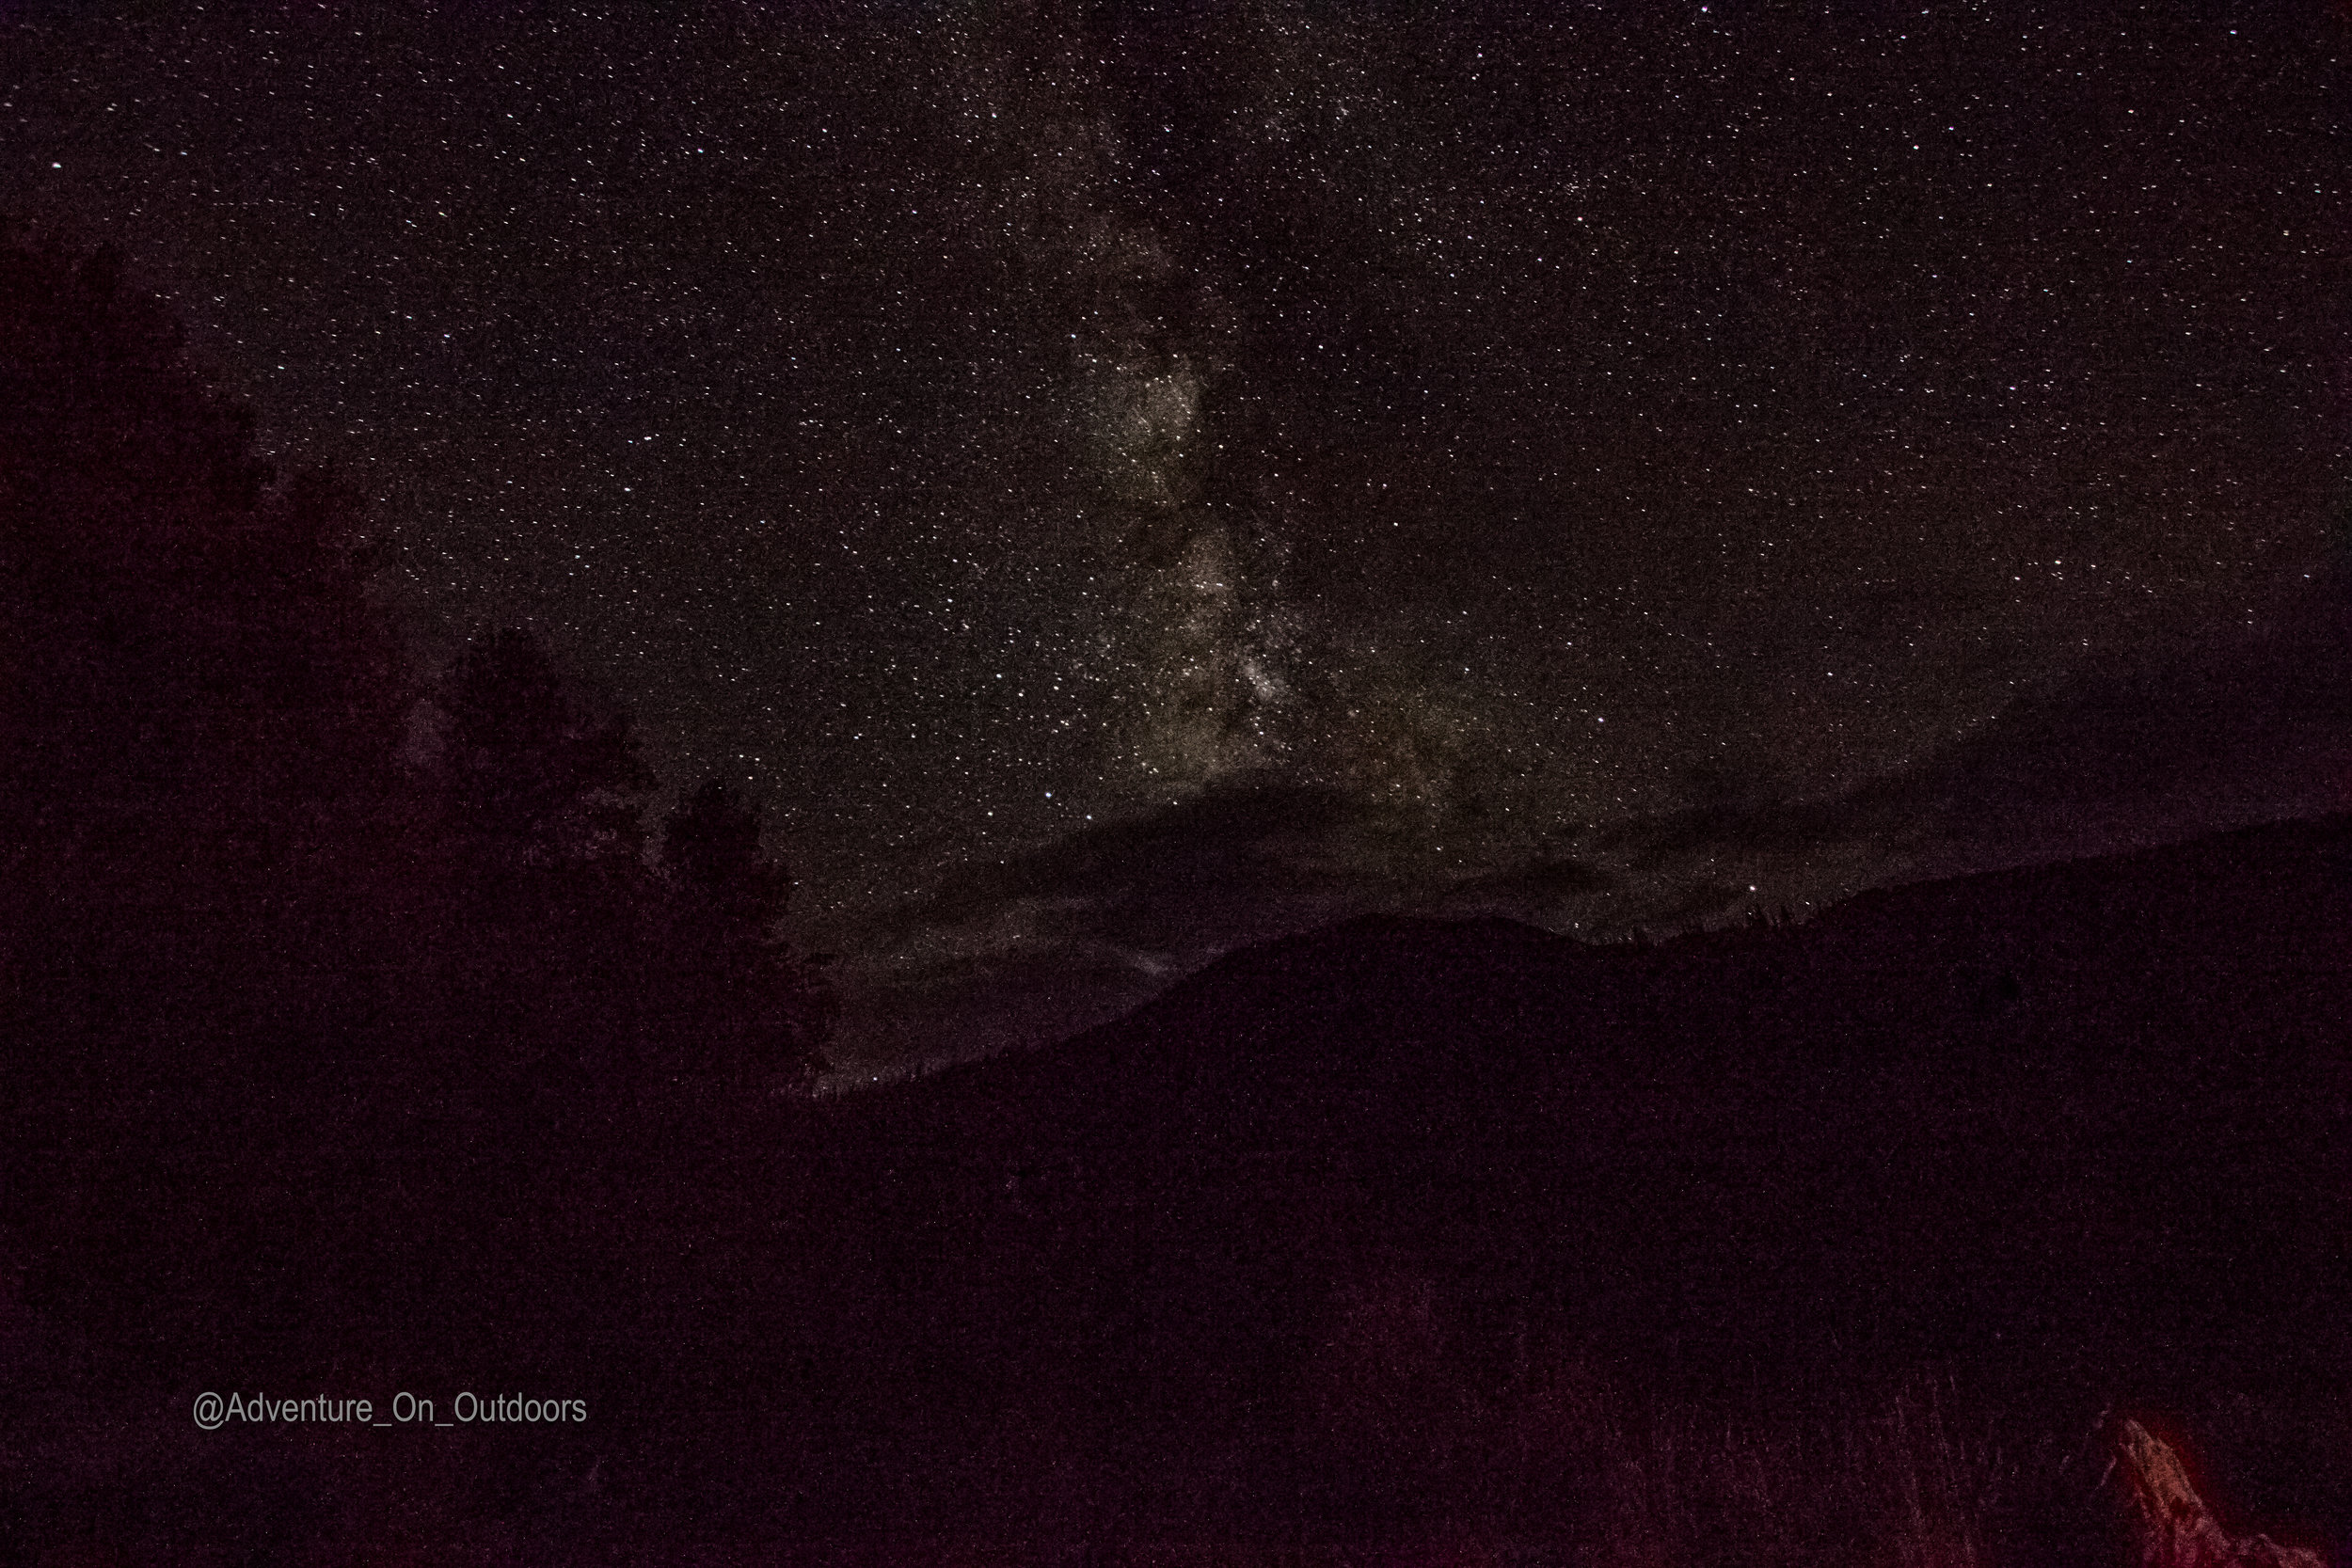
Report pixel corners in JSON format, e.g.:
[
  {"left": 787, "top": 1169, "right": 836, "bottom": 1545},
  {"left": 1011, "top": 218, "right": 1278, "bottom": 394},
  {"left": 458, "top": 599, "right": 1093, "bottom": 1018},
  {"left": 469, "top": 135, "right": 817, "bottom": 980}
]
[{"left": 7, "top": 1, "right": 2347, "bottom": 1078}]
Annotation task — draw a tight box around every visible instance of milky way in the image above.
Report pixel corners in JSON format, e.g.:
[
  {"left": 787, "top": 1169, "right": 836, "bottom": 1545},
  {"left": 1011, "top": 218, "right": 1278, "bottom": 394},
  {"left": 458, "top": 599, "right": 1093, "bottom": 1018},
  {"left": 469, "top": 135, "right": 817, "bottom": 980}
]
[{"left": 6, "top": 1, "right": 2346, "bottom": 1071}]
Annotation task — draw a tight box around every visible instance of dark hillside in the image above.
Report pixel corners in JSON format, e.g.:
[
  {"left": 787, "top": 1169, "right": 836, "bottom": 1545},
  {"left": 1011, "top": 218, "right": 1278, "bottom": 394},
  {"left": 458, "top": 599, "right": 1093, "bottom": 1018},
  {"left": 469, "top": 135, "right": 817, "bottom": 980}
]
[{"left": 797, "top": 810, "right": 2352, "bottom": 1538}]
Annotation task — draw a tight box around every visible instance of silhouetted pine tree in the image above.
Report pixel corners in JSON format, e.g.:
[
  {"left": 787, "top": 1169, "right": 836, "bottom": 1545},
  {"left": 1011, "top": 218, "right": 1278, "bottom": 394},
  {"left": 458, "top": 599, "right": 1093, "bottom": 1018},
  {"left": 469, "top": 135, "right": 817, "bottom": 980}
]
[
  {"left": 405, "top": 626, "right": 661, "bottom": 1130},
  {"left": 0, "top": 229, "right": 405, "bottom": 910},
  {"left": 0, "top": 229, "right": 838, "bottom": 1440},
  {"left": 0, "top": 228, "right": 427, "bottom": 1390},
  {"left": 660, "top": 779, "right": 835, "bottom": 1104},
  {"left": 436, "top": 626, "right": 651, "bottom": 870},
  {"left": 0, "top": 225, "right": 410, "bottom": 1138}
]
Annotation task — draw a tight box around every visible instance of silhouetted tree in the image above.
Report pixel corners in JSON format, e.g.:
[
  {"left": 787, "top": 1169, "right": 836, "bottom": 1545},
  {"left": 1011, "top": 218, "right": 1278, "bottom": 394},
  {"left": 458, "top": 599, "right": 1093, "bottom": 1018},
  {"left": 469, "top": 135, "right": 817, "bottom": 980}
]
[
  {"left": 660, "top": 780, "right": 835, "bottom": 1101},
  {"left": 0, "top": 224, "right": 411, "bottom": 1150},
  {"left": 0, "top": 228, "right": 435, "bottom": 1403},
  {"left": 1, "top": 228, "right": 405, "bottom": 907},
  {"left": 666, "top": 779, "right": 787, "bottom": 927},
  {"left": 436, "top": 626, "right": 652, "bottom": 873},
  {"left": 398, "top": 626, "right": 664, "bottom": 1136}
]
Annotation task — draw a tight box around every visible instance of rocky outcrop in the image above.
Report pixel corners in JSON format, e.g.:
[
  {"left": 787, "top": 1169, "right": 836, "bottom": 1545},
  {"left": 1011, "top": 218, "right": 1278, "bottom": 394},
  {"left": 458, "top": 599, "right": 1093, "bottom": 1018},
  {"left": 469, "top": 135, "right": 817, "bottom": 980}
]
[{"left": 2108, "top": 1418, "right": 2328, "bottom": 1568}]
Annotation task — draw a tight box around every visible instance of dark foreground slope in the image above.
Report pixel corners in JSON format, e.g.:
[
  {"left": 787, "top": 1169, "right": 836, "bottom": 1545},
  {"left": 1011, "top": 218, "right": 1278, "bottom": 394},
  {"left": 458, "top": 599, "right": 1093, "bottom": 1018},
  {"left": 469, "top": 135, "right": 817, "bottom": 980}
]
[
  {"left": 8, "top": 813, "right": 2350, "bottom": 1560},
  {"left": 797, "top": 810, "right": 2352, "bottom": 1535}
]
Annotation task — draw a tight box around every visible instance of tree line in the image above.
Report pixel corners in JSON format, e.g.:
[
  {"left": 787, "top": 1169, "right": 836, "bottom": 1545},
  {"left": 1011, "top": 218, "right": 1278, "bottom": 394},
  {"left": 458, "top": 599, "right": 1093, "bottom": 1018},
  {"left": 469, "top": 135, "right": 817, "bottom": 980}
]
[{"left": 0, "top": 223, "right": 835, "bottom": 1168}]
